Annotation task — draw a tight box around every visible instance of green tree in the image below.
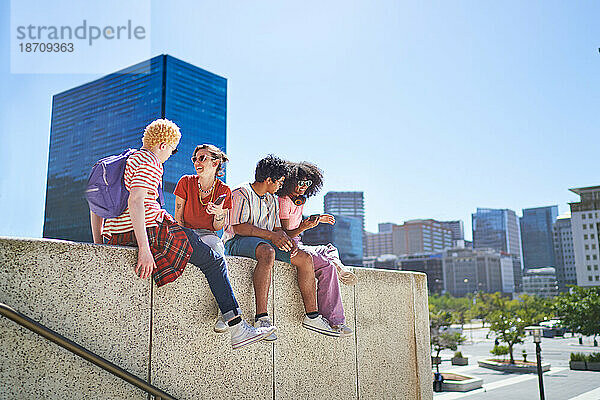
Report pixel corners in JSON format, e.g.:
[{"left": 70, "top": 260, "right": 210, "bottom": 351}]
[
  {"left": 554, "top": 286, "right": 600, "bottom": 338},
  {"left": 431, "top": 332, "right": 465, "bottom": 373},
  {"left": 429, "top": 309, "right": 466, "bottom": 372},
  {"left": 487, "top": 294, "right": 551, "bottom": 364}
]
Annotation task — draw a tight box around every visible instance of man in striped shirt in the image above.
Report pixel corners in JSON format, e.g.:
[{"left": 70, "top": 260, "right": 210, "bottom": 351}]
[
  {"left": 224, "top": 155, "right": 343, "bottom": 338},
  {"left": 91, "top": 119, "right": 275, "bottom": 349}
]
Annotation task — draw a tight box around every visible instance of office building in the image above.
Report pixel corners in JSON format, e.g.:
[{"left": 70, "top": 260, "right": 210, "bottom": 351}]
[
  {"left": 442, "top": 247, "right": 514, "bottom": 297},
  {"left": 520, "top": 206, "right": 558, "bottom": 269},
  {"left": 441, "top": 220, "right": 465, "bottom": 241},
  {"left": 472, "top": 208, "right": 523, "bottom": 292},
  {"left": 569, "top": 186, "right": 600, "bottom": 287},
  {"left": 522, "top": 267, "right": 559, "bottom": 298},
  {"left": 364, "top": 231, "right": 393, "bottom": 257},
  {"left": 364, "top": 222, "right": 394, "bottom": 257},
  {"left": 398, "top": 253, "right": 444, "bottom": 294},
  {"left": 393, "top": 220, "right": 453, "bottom": 255},
  {"left": 372, "top": 254, "right": 400, "bottom": 270},
  {"left": 553, "top": 216, "right": 577, "bottom": 292},
  {"left": 365, "top": 219, "right": 453, "bottom": 258},
  {"left": 301, "top": 214, "right": 363, "bottom": 266},
  {"left": 324, "top": 192, "right": 364, "bottom": 230},
  {"left": 43, "top": 55, "right": 227, "bottom": 242}
]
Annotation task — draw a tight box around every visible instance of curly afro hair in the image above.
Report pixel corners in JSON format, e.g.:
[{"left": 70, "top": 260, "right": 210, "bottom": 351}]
[
  {"left": 255, "top": 155, "right": 289, "bottom": 183},
  {"left": 276, "top": 161, "right": 323, "bottom": 198},
  {"left": 142, "top": 118, "right": 181, "bottom": 148}
]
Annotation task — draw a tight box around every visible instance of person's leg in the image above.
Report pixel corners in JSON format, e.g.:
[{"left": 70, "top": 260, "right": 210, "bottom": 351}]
[
  {"left": 183, "top": 228, "right": 241, "bottom": 320},
  {"left": 254, "top": 243, "right": 275, "bottom": 315},
  {"left": 200, "top": 234, "right": 226, "bottom": 258},
  {"left": 311, "top": 249, "right": 346, "bottom": 326},
  {"left": 290, "top": 249, "right": 318, "bottom": 313},
  {"left": 224, "top": 235, "right": 276, "bottom": 317}
]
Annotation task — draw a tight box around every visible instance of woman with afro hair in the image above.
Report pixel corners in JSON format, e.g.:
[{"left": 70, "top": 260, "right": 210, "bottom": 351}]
[{"left": 276, "top": 161, "right": 357, "bottom": 337}]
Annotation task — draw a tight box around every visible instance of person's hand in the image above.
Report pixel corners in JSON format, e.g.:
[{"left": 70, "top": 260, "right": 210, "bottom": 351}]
[
  {"left": 319, "top": 214, "right": 335, "bottom": 225},
  {"left": 135, "top": 247, "right": 156, "bottom": 279},
  {"left": 300, "top": 217, "right": 319, "bottom": 230},
  {"left": 270, "top": 230, "right": 294, "bottom": 252},
  {"left": 206, "top": 202, "right": 225, "bottom": 216},
  {"left": 290, "top": 238, "right": 299, "bottom": 257}
]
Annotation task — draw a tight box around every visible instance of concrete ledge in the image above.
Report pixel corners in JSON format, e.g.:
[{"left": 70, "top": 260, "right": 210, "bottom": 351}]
[
  {"left": 478, "top": 359, "right": 551, "bottom": 373},
  {"left": 0, "top": 237, "right": 432, "bottom": 399}
]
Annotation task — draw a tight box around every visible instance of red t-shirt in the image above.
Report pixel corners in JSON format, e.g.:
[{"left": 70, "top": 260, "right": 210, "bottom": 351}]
[{"left": 173, "top": 175, "right": 233, "bottom": 230}]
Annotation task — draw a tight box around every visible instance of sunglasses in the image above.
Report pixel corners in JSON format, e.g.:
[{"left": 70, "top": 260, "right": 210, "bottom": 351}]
[
  {"left": 191, "top": 154, "right": 217, "bottom": 163},
  {"left": 297, "top": 180, "right": 312, "bottom": 187}
]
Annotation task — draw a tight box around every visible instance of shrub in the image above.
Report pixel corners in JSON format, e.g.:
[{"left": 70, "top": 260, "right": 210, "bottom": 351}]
[
  {"left": 490, "top": 345, "right": 509, "bottom": 358},
  {"left": 570, "top": 352, "right": 589, "bottom": 362},
  {"left": 588, "top": 352, "right": 600, "bottom": 363},
  {"left": 454, "top": 351, "right": 463, "bottom": 358}
]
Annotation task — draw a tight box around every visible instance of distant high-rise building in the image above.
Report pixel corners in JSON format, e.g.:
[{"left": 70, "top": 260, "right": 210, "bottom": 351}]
[
  {"left": 324, "top": 192, "right": 364, "bottom": 229},
  {"left": 378, "top": 222, "right": 394, "bottom": 233},
  {"left": 522, "top": 267, "right": 559, "bottom": 298},
  {"left": 398, "top": 253, "right": 444, "bottom": 294},
  {"left": 43, "top": 55, "right": 227, "bottom": 242},
  {"left": 520, "top": 206, "right": 558, "bottom": 269},
  {"left": 324, "top": 191, "right": 365, "bottom": 257},
  {"left": 364, "top": 230, "right": 393, "bottom": 257},
  {"left": 442, "top": 248, "right": 514, "bottom": 297},
  {"left": 472, "top": 208, "right": 523, "bottom": 292},
  {"left": 569, "top": 186, "right": 600, "bottom": 287},
  {"left": 553, "top": 216, "right": 577, "bottom": 292},
  {"left": 440, "top": 220, "right": 465, "bottom": 241},
  {"left": 364, "top": 219, "right": 453, "bottom": 259},
  {"left": 302, "top": 214, "right": 363, "bottom": 266},
  {"left": 393, "top": 220, "right": 453, "bottom": 255}
]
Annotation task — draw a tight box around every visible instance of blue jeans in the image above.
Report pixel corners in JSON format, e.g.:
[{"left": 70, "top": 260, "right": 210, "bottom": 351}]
[{"left": 182, "top": 227, "right": 241, "bottom": 321}]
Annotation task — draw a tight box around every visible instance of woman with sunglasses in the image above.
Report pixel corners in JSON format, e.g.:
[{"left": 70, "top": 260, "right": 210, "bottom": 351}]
[
  {"left": 276, "top": 162, "right": 357, "bottom": 337},
  {"left": 174, "top": 144, "right": 233, "bottom": 332}
]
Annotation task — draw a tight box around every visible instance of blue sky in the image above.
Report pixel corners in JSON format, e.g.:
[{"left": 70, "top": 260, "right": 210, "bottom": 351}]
[{"left": 1, "top": 1, "right": 599, "bottom": 240}]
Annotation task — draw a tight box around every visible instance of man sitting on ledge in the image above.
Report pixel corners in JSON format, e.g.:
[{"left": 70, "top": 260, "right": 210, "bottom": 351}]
[
  {"left": 223, "top": 155, "right": 343, "bottom": 338},
  {"left": 90, "top": 118, "right": 275, "bottom": 349}
]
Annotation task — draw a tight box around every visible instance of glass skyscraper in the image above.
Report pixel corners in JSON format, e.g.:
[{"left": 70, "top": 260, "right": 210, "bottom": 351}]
[
  {"left": 301, "top": 215, "right": 364, "bottom": 266},
  {"left": 519, "top": 205, "right": 558, "bottom": 269},
  {"left": 472, "top": 207, "right": 524, "bottom": 291},
  {"left": 43, "top": 55, "right": 227, "bottom": 242}
]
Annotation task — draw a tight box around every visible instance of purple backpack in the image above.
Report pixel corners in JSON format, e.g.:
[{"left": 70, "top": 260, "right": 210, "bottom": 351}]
[{"left": 86, "top": 149, "right": 164, "bottom": 219}]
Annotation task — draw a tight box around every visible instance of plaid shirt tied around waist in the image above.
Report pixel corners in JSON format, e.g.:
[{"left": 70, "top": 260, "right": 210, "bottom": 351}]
[{"left": 108, "top": 217, "right": 192, "bottom": 287}]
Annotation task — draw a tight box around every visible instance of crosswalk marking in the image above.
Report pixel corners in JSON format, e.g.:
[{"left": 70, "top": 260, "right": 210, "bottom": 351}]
[
  {"left": 434, "top": 367, "right": 567, "bottom": 400},
  {"left": 568, "top": 387, "right": 600, "bottom": 400}
]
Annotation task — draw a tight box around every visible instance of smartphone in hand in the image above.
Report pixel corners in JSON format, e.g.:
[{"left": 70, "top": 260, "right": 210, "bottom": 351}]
[
  {"left": 213, "top": 194, "right": 227, "bottom": 206},
  {"left": 308, "top": 214, "right": 320, "bottom": 222}
]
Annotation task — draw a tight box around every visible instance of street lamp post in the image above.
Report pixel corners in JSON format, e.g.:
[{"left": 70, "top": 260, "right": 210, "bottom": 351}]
[{"left": 525, "top": 326, "right": 545, "bottom": 400}]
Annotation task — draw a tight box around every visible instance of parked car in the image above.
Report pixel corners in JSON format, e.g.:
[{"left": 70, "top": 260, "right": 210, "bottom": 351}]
[
  {"left": 439, "top": 325, "right": 463, "bottom": 335},
  {"left": 539, "top": 319, "right": 567, "bottom": 338}
]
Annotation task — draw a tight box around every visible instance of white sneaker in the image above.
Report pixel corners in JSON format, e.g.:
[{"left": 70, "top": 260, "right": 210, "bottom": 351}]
[
  {"left": 214, "top": 313, "right": 228, "bottom": 333},
  {"left": 254, "top": 316, "right": 278, "bottom": 341},
  {"left": 302, "top": 314, "right": 341, "bottom": 337},
  {"left": 230, "top": 320, "right": 277, "bottom": 350},
  {"left": 332, "top": 323, "right": 353, "bottom": 338}
]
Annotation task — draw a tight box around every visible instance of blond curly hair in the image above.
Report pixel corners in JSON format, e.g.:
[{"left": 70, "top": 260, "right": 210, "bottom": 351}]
[{"left": 142, "top": 119, "right": 181, "bottom": 148}]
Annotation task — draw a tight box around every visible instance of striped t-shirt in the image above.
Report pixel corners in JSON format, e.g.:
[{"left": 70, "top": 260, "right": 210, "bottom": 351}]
[
  {"left": 102, "top": 149, "right": 169, "bottom": 238},
  {"left": 222, "top": 182, "right": 281, "bottom": 243}
]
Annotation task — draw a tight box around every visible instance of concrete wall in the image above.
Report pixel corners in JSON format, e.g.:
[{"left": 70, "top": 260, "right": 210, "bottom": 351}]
[{"left": 0, "top": 237, "right": 432, "bottom": 399}]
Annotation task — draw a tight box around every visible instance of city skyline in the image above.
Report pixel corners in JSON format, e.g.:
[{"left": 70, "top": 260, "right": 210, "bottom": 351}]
[{"left": 1, "top": 2, "right": 598, "bottom": 241}]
